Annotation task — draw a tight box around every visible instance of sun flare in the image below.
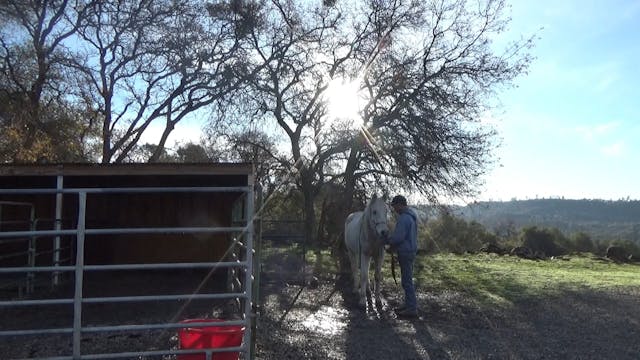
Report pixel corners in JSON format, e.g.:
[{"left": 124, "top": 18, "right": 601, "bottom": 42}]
[{"left": 323, "top": 77, "right": 364, "bottom": 129}]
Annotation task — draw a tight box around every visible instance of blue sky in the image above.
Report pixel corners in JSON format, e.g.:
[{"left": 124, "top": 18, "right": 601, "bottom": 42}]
[{"left": 480, "top": 0, "right": 640, "bottom": 202}]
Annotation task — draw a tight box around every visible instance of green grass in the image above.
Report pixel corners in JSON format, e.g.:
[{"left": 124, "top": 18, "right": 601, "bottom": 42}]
[
  {"left": 404, "top": 253, "right": 640, "bottom": 307},
  {"left": 279, "top": 244, "right": 640, "bottom": 308},
  {"left": 304, "top": 248, "right": 339, "bottom": 273}
]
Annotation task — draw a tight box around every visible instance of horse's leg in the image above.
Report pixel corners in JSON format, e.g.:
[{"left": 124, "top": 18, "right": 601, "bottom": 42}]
[
  {"left": 347, "top": 249, "right": 359, "bottom": 293},
  {"left": 373, "top": 248, "right": 384, "bottom": 305},
  {"left": 359, "top": 253, "right": 371, "bottom": 307}
]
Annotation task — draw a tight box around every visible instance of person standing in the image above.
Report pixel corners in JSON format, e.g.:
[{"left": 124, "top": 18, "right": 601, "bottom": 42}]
[{"left": 385, "top": 195, "right": 418, "bottom": 318}]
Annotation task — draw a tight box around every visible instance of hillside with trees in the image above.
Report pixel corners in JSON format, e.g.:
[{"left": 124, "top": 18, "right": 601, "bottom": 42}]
[{"left": 453, "top": 199, "right": 640, "bottom": 244}]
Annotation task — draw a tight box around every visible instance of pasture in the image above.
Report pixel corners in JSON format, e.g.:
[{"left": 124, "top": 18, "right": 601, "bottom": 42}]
[
  {"left": 414, "top": 253, "right": 640, "bottom": 305},
  {"left": 256, "top": 246, "right": 640, "bottom": 359}
]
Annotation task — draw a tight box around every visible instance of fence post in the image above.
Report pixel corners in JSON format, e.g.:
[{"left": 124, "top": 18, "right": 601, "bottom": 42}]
[
  {"left": 250, "top": 185, "right": 262, "bottom": 360},
  {"left": 72, "top": 192, "right": 87, "bottom": 359},
  {"left": 27, "top": 206, "right": 36, "bottom": 294},
  {"left": 244, "top": 185, "right": 254, "bottom": 360},
  {"left": 53, "top": 175, "right": 63, "bottom": 287}
]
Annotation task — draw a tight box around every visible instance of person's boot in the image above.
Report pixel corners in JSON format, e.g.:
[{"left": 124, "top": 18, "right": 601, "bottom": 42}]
[
  {"left": 393, "top": 305, "right": 406, "bottom": 312},
  {"left": 395, "top": 307, "right": 418, "bottom": 318}
]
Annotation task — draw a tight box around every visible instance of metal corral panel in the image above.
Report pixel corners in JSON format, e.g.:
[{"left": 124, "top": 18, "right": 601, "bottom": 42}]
[
  {"left": 0, "top": 163, "right": 257, "bottom": 359},
  {"left": 0, "top": 163, "right": 254, "bottom": 265}
]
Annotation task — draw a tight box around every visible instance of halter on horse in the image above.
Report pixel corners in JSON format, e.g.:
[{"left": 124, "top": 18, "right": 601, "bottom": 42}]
[{"left": 344, "top": 194, "right": 389, "bottom": 308}]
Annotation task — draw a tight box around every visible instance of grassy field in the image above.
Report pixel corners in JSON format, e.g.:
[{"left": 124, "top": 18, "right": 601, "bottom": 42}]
[
  {"left": 411, "top": 253, "right": 640, "bottom": 306},
  {"left": 294, "top": 245, "right": 640, "bottom": 306}
]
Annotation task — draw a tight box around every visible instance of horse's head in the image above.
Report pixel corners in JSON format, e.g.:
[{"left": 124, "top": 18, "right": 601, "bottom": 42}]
[{"left": 366, "top": 194, "right": 390, "bottom": 240}]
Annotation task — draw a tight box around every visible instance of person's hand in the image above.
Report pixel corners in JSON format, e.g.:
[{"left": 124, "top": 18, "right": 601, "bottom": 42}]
[{"left": 385, "top": 244, "right": 394, "bottom": 254}]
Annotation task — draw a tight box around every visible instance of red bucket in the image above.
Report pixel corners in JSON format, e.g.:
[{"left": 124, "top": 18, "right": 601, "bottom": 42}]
[{"left": 178, "top": 319, "right": 245, "bottom": 360}]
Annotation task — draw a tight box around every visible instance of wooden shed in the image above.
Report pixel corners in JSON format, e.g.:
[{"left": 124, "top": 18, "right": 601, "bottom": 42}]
[
  {"left": 0, "top": 163, "right": 254, "bottom": 268},
  {"left": 0, "top": 163, "right": 258, "bottom": 359}
]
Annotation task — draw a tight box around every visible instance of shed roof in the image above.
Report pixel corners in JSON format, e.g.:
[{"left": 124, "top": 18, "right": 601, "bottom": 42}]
[{"left": 0, "top": 163, "right": 254, "bottom": 177}]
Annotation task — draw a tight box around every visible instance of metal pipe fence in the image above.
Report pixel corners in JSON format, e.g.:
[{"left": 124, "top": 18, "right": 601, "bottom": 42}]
[
  {"left": 1, "top": 201, "right": 75, "bottom": 296},
  {"left": 0, "top": 185, "right": 256, "bottom": 360}
]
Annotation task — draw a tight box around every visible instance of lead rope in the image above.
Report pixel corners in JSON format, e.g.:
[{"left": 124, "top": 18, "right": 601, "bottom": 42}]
[
  {"left": 388, "top": 206, "right": 399, "bottom": 287},
  {"left": 391, "top": 254, "right": 398, "bottom": 286}
]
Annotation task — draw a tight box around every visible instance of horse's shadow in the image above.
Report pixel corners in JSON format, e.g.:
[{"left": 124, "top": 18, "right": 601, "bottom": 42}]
[
  {"left": 366, "top": 296, "right": 394, "bottom": 320},
  {"left": 336, "top": 273, "right": 395, "bottom": 320},
  {"left": 335, "top": 274, "right": 450, "bottom": 359}
]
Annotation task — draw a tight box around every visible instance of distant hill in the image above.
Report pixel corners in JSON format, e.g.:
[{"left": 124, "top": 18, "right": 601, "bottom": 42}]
[{"left": 449, "top": 199, "right": 640, "bottom": 243}]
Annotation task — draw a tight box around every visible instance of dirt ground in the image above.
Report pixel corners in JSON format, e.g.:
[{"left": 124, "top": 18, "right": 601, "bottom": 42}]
[
  {"left": 1, "top": 253, "right": 639, "bottom": 360},
  {"left": 254, "top": 246, "right": 640, "bottom": 360},
  {"left": 255, "top": 274, "right": 640, "bottom": 360},
  {"left": 0, "top": 270, "right": 231, "bottom": 359}
]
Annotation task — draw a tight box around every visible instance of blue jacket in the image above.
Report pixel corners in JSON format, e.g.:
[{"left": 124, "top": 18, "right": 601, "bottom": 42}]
[{"left": 386, "top": 207, "right": 418, "bottom": 254}]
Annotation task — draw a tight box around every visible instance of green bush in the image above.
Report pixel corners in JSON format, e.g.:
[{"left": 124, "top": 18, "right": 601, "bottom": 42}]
[
  {"left": 571, "top": 232, "right": 595, "bottom": 253},
  {"left": 520, "top": 226, "right": 565, "bottom": 257},
  {"left": 420, "top": 212, "right": 498, "bottom": 254},
  {"left": 417, "top": 213, "right": 618, "bottom": 258},
  {"left": 609, "top": 240, "right": 640, "bottom": 259}
]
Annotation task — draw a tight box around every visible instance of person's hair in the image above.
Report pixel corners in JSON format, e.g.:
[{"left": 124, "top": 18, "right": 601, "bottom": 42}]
[{"left": 391, "top": 195, "right": 407, "bottom": 206}]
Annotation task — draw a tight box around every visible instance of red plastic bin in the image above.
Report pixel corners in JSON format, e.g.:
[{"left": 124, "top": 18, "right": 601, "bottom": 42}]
[{"left": 177, "top": 319, "right": 245, "bottom": 360}]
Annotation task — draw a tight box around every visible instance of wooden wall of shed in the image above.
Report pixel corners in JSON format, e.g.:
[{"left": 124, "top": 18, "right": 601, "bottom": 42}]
[
  {"left": 82, "top": 192, "right": 241, "bottom": 264},
  {"left": 1, "top": 173, "right": 248, "bottom": 266}
]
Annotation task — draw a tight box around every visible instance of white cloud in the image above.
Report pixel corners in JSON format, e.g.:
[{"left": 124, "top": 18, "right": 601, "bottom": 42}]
[
  {"left": 589, "top": 62, "right": 621, "bottom": 93},
  {"left": 594, "top": 71, "right": 619, "bottom": 93},
  {"left": 601, "top": 141, "right": 624, "bottom": 156},
  {"left": 138, "top": 119, "right": 204, "bottom": 149},
  {"left": 575, "top": 121, "right": 620, "bottom": 141},
  {"left": 544, "top": 61, "right": 620, "bottom": 93},
  {"left": 171, "top": 122, "right": 204, "bottom": 145}
]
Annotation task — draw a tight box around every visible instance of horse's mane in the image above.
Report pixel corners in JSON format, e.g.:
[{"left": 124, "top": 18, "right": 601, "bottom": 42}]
[{"left": 363, "top": 194, "right": 386, "bottom": 236}]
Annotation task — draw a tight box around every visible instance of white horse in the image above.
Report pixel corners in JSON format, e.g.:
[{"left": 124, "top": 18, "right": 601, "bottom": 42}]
[{"left": 344, "top": 194, "right": 390, "bottom": 308}]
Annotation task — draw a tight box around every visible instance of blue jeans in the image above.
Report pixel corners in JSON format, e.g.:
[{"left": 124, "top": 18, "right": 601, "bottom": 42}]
[{"left": 397, "top": 252, "right": 417, "bottom": 311}]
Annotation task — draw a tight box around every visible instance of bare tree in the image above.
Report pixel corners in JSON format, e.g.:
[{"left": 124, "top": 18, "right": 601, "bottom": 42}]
[
  {"left": 232, "top": 0, "right": 350, "bottom": 244},
  {"left": 69, "top": 0, "right": 260, "bottom": 163},
  {"left": 0, "top": 0, "right": 97, "bottom": 162},
  {"left": 352, "top": 0, "right": 533, "bottom": 203},
  {"left": 223, "top": 129, "right": 288, "bottom": 199},
  {"left": 225, "top": 0, "right": 533, "bottom": 244},
  {"left": 1, "top": 0, "right": 263, "bottom": 163}
]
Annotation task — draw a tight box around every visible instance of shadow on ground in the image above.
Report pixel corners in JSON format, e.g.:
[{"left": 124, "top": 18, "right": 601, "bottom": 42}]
[{"left": 255, "top": 256, "right": 640, "bottom": 360}]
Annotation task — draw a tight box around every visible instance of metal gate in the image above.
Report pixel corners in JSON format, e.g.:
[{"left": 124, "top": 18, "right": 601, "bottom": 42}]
[
  {"left": 0, "top": 184, "right": 256, "bottom": 359},
  {"left": 259, "top": 220, "right": 308, "bottom": 286},
  {"left": 0, "top": 200, "right": 74, "bottom": 297}
]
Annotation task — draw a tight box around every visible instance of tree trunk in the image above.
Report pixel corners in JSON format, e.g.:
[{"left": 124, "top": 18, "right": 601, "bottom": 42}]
[
  {"left": 301, "top": 178, "right": 316, "bottom": 248},
  {"left": 342, "top": 139, "right": 363, "bottom": 217}
]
